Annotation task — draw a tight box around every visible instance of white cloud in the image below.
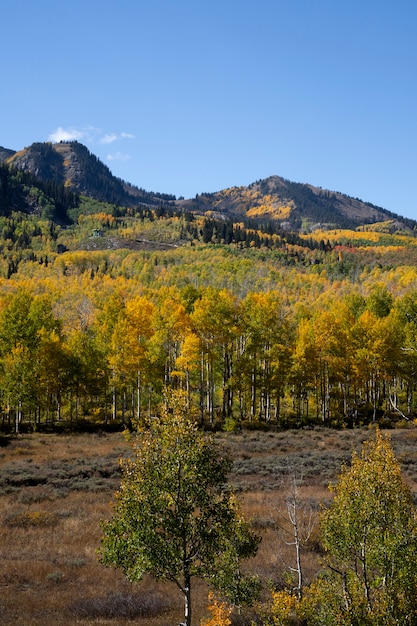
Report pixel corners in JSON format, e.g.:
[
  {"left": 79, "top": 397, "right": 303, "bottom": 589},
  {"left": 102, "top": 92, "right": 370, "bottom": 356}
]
[
  {"left": 107, "top": 152, "right": 131, "bottom": 161},
  {"left": 100, "top": 133, "right": 118, "bottom": 144},
  {"left": 101, "top": 132, "right": 135, "bottom": 144},
  {"left": 48, "top": 126, "right": 86, "bottom": 142},
  {"left": 48, "top": 126, "right": 135, "bottom": 147}
]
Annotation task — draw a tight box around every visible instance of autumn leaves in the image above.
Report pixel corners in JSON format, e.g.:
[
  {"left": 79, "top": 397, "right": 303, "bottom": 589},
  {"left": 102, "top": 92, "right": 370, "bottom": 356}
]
[{"left": 0, "top": 282, "right": 417, "bottom": 428}]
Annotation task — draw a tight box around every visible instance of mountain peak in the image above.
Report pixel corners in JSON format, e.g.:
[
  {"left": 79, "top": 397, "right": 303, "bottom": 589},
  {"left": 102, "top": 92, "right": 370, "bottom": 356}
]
[
  {"left": 178, "top": 174, "right": 409, "bottom": 231},
  {"left": 3, "top": 141, "right": 174, "bottom": 207}
]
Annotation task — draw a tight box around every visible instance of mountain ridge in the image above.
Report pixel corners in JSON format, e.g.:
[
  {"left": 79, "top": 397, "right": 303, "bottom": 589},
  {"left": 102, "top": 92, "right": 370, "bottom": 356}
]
[
  {"left": 1, "top": 141, "right": 415, "bottom": 232},
  {"left": 177, "top": 175, "right": 406, "bottom": 231}
]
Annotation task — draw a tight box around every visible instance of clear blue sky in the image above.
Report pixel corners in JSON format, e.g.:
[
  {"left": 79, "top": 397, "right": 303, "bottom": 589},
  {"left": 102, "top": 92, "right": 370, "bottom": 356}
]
[{"left": 3, "top": 1, "right": 417, "bottom": 219}]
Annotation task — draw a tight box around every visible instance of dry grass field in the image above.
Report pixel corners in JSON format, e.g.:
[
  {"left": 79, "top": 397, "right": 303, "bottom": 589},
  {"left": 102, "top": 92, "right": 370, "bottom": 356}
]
[{"left": 1, "top": 426, "right": 417, "bottom": 625}]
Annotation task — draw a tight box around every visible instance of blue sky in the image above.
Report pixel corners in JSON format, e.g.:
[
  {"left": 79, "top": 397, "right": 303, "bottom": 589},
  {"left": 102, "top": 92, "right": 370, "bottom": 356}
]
[{"left": 3, "top": 1, "right": 417, "bottom": 219}]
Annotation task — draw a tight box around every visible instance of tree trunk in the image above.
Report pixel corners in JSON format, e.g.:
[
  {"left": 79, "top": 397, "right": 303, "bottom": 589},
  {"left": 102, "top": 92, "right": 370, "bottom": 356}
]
[
  {"left": 250, "top": 365, "right": 257, "bottom": 420},
  {"left": 136, "top": 371, "right": 141, "bottom": 422},
  {"left": 112, "top": 386, "right": 117, "bottom": 420},
  {"left": 199, "top": 350, "right": 205, "bottom": 424},
  {"left": 15, "top": 404, "right": 20, "bottom": 434},
  {"left": 183, "top": 571, "right": 192, "bottom": 626}
]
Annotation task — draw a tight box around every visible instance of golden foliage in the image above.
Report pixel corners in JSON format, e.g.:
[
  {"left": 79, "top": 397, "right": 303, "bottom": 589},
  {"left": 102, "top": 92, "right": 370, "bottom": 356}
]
[
  {"left": 200, "top": 592, "right": 232, "bottom": 626},
  {"left": 304, "top": 228, "right": 417, "bottom": 248},
  {"left": 247, "top": 203, "right": 292, "bottom": 219},
  {"left": 258, "top": 589, "right": 303, "bottom": 626}
]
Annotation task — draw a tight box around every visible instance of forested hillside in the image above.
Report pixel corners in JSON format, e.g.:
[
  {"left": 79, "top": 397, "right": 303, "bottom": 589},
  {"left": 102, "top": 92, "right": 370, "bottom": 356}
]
[
  {"left": 0, "top": 162, "right": 79, "bottom": 222},
  {"left": 0, "top": 182, "right": 416, "bottom": 432},
  {"left": 178, "top": 175, "right": 416, "bottom": 231},
  {"left": 3, "top": 141, "right": 416, "bottom": 232},
  {"left": 1, "top": 142, "right": 175, "bottom": 207}
]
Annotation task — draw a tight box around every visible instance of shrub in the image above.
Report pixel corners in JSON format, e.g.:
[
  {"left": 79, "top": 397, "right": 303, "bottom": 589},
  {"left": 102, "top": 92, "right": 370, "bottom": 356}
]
[
  {"left": 4, "top": 510, "right": 57, "bottom": 528},
  {"left": 70, "top": 590, "right": 170, "bottom": 619},
  {"left": 260, "top": 589, "right": 301, "bottom": 625},
  {"left": 47, "top": 570, "right": 65, "bottom": 583},
  {"left": 201, "top": 592, "right": 232, "bottom": 626}
]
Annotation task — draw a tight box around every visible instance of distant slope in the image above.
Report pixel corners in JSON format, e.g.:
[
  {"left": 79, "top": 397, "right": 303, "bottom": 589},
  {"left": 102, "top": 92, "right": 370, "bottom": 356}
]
[{"left": 178, "top": 176, "right": 415, "bottom": 232}]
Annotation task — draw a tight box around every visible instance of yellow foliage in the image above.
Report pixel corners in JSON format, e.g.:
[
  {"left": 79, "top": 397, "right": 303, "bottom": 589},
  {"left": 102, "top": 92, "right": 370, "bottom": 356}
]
[
  {"left": 304, "top": 228, "right": 417, "bottom": 248},
  {"left": 200, "top": 592, "right": 232, "bottom": 626},
  {"left": 78, "top": 212, "right": 116, "bottom": 226},
  {"left": 246, "top": 203, "right": 291, "bottom": 219},
  {"left": 222, "top": 186, "right": 240, "bottom": 197},
  {"left": 264, "top": 590, "right": 299, "bottom": 625},
  {"left": 175, "top": 333, "right": 201, "bottom": 372},
  {"left": 357, "top": 219, "right": 403, "bottom": 232}
]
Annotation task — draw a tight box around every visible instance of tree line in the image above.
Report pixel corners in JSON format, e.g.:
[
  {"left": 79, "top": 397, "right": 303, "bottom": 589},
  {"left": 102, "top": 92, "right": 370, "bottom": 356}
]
[{"left": 2, "top": 282, "right": 417, "bottom": 432}]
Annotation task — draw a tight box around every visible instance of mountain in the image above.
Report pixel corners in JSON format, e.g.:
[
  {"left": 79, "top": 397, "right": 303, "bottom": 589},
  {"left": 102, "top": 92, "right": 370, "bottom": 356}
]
[
  {"left": 1, "top": 141, "right": 175, "bottom": 208},
  {"left": 1, "top": 141, "right": 415, "bottom": 232},
  {"left": 178, "top": 176, "right": 415, "bottom": 232}
]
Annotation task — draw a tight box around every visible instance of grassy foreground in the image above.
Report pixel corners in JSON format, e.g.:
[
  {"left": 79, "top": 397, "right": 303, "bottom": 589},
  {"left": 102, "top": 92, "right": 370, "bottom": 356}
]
[{"left": 1, "top": 427, "right": 417, "bottom": 625}]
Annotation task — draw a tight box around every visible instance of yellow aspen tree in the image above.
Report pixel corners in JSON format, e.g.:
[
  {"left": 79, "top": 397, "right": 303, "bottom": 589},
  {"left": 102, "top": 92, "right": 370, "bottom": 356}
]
[{"left": 318, "top": 429, "right": 417, "bottom": 625}]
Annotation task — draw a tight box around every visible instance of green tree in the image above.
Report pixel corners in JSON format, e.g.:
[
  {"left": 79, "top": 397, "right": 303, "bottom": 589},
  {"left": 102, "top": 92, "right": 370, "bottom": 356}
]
[
  {"left": 0, "top": 290, "right": 62, "bottom": 427},
  {"left": 366, "top": 285, "right": 393, "bottom": 318},
  {"left": 0, "top": 289, "right": 60, "bottom": 352},
  {"left": 317, "top": 428, "right": 417, "bottom": 625},
  {"left": 100, "top": 392, "right": 260, "bottom": 626}
]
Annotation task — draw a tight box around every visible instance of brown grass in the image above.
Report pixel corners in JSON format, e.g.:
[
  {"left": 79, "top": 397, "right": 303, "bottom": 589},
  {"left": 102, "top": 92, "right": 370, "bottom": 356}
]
[{"left": 0, "top": 426, "right": 416, "bottom": 625}]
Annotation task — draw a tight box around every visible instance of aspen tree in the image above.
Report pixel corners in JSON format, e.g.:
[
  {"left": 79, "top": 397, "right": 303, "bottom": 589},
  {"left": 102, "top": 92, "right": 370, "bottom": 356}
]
[
  {"left": 100, "top": 391, "right": 259, "bottom": 626},
  {"left": 318, "top": 429, "right": 417, "bottom": 625}
]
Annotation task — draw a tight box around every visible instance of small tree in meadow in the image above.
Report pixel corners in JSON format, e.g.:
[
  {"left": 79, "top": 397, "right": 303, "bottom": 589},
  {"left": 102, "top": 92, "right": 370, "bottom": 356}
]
[
  {"left": 311, "top": 428, "right": 417, "bottom": 625},
  {"left": 100, "top": 391, "right": 260, "bottom": 626}
]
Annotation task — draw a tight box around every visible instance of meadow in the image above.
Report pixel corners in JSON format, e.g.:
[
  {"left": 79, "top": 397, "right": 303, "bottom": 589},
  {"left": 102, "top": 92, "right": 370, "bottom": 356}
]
[{"left": 1, "top": 426, "right": 417, "bottom": 625}]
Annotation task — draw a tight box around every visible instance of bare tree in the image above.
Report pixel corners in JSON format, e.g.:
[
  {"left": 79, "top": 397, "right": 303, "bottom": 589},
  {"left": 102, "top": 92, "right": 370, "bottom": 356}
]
[{"left": 273, "top": 466, "right": 317, "bottom": 599}]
